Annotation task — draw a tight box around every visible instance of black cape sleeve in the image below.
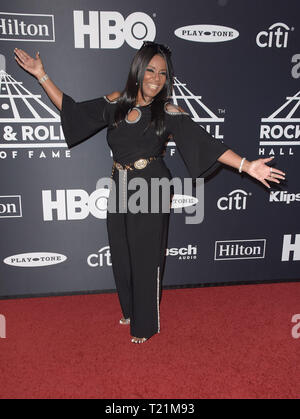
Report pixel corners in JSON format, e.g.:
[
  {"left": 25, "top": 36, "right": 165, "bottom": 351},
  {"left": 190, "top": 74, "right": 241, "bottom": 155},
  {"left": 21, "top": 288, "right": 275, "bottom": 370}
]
[
  {"left": 60, "top": 93, "right": 110, "bottom": 149},
  {"left": 165, "top": 111, "right": 230, "bottom": 179}
]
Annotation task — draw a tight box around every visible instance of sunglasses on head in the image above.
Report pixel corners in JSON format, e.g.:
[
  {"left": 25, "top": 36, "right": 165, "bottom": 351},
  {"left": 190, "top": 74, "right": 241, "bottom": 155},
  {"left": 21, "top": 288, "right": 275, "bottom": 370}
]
[{"left": 141, "top": 41, "right": 172, "bottom": 56}]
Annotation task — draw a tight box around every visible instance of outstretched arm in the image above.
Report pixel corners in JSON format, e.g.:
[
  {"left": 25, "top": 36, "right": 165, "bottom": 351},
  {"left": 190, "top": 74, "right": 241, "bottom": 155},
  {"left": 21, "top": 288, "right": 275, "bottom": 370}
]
[
  {"left": 14, "top": 48, "right": 63, "bottom": 110},
  {"left": 218, "top": 149, "right": 286, "bottom": 188}
]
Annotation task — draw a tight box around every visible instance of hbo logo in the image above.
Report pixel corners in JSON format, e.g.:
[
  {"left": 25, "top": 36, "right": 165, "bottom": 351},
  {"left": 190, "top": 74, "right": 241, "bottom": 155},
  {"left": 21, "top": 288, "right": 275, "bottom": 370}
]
[{"left": 74, "top": 11, "right": 156, "bottom": 49}]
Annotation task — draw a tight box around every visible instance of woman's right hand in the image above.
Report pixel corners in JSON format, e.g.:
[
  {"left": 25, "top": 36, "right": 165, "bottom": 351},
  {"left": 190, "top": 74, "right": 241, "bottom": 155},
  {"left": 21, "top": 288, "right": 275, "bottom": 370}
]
[{"left": 14, "top": 48, "right": 46, "bottom": 79}]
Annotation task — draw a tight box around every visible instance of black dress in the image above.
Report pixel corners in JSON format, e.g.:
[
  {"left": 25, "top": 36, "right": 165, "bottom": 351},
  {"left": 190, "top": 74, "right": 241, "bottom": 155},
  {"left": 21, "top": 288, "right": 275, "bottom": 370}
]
[{"left": 60, "top": 93, "right": 230, "bottom": 339}]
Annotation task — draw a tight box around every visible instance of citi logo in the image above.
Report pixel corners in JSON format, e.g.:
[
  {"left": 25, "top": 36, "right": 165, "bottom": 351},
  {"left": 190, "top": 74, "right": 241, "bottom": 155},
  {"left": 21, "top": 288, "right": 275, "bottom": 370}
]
[
  {"left": 256, "top": 22, "right": 293, "bottom": 48},
  {"left": 217, "top": 189, "right": 251, "bottom": 211},
  {"left": 282, "top": 234, "right": 300, "bottom": 262},
  {"left": 174, "top": 24, "right": 239, "bottom": 43},
  {"left": 3, "top": 252, "right": 67, "bottom": 267},
  {"left": 0, "top": 12, "right": 55, "bottom": 42},
  {"left": 270, "top": 191, "right": 300, "bottom": 205},
  {"left": 73, "top": 11, "right": 156, "bottom": 49},
  {"left": 87, "top": 246, "right": 112, "bottom": 267},
  {"left": 0, "top": 195, "right": 22, "bottom": 218},
  {"left": 166, "top": 244, "right": 197, "bottom": 260},
  {"left": 215, "top": 239, "right": 266, "bottom": 261}
]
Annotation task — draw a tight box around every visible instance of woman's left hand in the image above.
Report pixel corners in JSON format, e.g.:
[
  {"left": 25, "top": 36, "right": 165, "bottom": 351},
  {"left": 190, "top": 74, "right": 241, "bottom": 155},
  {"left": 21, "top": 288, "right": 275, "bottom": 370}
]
[{"left": 246, "top": 157, "right": 286, "bottom": 189}]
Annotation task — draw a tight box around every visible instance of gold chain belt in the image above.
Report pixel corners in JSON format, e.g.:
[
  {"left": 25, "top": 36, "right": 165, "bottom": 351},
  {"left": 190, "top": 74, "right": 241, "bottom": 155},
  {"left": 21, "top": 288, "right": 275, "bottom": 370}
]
[
  {"left": 109, "top": 156, "right": 162, "bottom": 209},
  {"left": 113, "top": 156, "right": 160, "bottom": 171}
]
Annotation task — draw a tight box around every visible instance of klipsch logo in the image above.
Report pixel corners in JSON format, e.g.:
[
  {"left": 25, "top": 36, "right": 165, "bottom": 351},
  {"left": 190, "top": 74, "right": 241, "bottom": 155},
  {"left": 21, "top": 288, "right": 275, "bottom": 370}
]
[
  {"left": 270, "top": 191, "right": 300, "bottom": 205},
  {"left": 259, "top": 90, "right": 300, "bottom": 157},
  {"left": 282, "top": 234, "right": 300, "bottom": 262},
  {"left": 256, "top": 22, "right": 293, "bottom": 48},
  {"left": 215, "top": 239, "right": 266, "bottom": 260},
  {"left": 73, "top": 11, "right": 156, "bottom": 49},
  {"left": 0, "top": 195, "right": 22, "bottom": 218},
  {"left": 3, "top": 252, "right": 67, "bottom": 267},
  {"left": 174, "top": 24, "right": 239, "bottom": 43},
  {"left": 0, "top": 12, "right": 55, "bottom": 42}
]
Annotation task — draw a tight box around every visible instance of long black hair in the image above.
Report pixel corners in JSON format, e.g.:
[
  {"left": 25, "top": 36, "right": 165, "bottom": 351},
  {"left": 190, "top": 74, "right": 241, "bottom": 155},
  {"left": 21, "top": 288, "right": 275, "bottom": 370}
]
[{"left": 113, "top": 41, "right": 174, "bottom": 137}]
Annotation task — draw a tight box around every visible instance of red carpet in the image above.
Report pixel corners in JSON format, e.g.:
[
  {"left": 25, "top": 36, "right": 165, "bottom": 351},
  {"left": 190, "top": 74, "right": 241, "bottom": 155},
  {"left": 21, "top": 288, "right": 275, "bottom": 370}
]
[{"left": 0, "top": 282, "right": 299, "bottom": 399}]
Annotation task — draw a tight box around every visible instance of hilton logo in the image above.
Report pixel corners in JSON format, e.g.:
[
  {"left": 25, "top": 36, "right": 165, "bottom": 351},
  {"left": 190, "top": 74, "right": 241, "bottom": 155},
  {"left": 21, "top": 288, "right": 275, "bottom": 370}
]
[
  {"left": 0, "top": 12, "right": 55, "bottom": 42},
  {"left": 215, "top": 239, "right": 266, "bottom": 260},
  {"left": 0, "top": 195, "right": 22, "bottom": 218}
]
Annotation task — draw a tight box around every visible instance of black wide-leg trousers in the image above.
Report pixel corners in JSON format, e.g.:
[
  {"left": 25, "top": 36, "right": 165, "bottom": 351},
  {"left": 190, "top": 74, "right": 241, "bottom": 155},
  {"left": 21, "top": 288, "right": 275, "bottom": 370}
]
[{"left": 106, "top": 158, "right": 172, "bottom": 339}]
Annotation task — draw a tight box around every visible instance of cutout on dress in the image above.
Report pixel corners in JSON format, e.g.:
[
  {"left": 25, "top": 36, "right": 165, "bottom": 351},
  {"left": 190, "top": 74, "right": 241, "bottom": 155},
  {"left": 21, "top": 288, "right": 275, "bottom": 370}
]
[
  {"left": 125, "top": 107, "right": 142, "bottom": 124},
  {"left": 164, "top": 102, "right": 189, "bottom": 116}
]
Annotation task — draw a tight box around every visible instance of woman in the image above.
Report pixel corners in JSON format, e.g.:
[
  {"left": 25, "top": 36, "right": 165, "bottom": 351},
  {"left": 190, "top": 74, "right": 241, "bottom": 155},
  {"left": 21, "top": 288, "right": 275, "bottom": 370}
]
[{"left": 14, "top": 42, "right": 285, "bottom": 344}]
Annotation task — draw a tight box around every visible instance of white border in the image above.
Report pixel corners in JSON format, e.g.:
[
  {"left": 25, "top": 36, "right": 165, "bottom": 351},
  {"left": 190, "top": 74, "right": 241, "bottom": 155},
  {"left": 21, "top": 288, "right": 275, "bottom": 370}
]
[
  {"left": 0, "top": 195, "right": 22, "bottom": 218},
  {"left": 214, "top": 239, "right": 266, "bottom": 261},
  {"left": 0, "top": 12, "right": 55, "bottom": 42}
]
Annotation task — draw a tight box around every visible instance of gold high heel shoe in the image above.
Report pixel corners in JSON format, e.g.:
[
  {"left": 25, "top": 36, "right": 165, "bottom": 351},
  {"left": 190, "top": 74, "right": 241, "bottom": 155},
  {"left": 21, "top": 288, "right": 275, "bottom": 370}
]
[
  {"left": 131, "top": 337, "right": 148, "bottom": 344},
  {"left": 119, "top": 317, "right": 130, "bottom": 325}
]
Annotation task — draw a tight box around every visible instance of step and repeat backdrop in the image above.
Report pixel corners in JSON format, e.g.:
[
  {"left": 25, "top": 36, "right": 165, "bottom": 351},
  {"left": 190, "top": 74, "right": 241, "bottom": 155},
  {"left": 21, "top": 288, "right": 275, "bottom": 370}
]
[{"left": 0, "top": 0, "right": 299, "bottom": 298}]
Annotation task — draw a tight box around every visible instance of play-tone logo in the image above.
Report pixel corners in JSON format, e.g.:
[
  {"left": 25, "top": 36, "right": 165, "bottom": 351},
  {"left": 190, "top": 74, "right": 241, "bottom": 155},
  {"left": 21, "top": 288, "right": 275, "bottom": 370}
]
[
  {"left": 74, "top": 11, "right": 156, "bottom": 49},
  {"left": 256, "top": 22, "right": 293, "bottom": 48},
  {"left": 3, "top": 252, "right": 67, "bottom": 267},
  {"left": 171, "top": 194, "right": 198, "bottom": 209},
  {"left": 174, "top": 24, "right": 239, "bottom": 43},
  {"left": 0, "top": 12, "right": 55, "bottom": 42}
]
